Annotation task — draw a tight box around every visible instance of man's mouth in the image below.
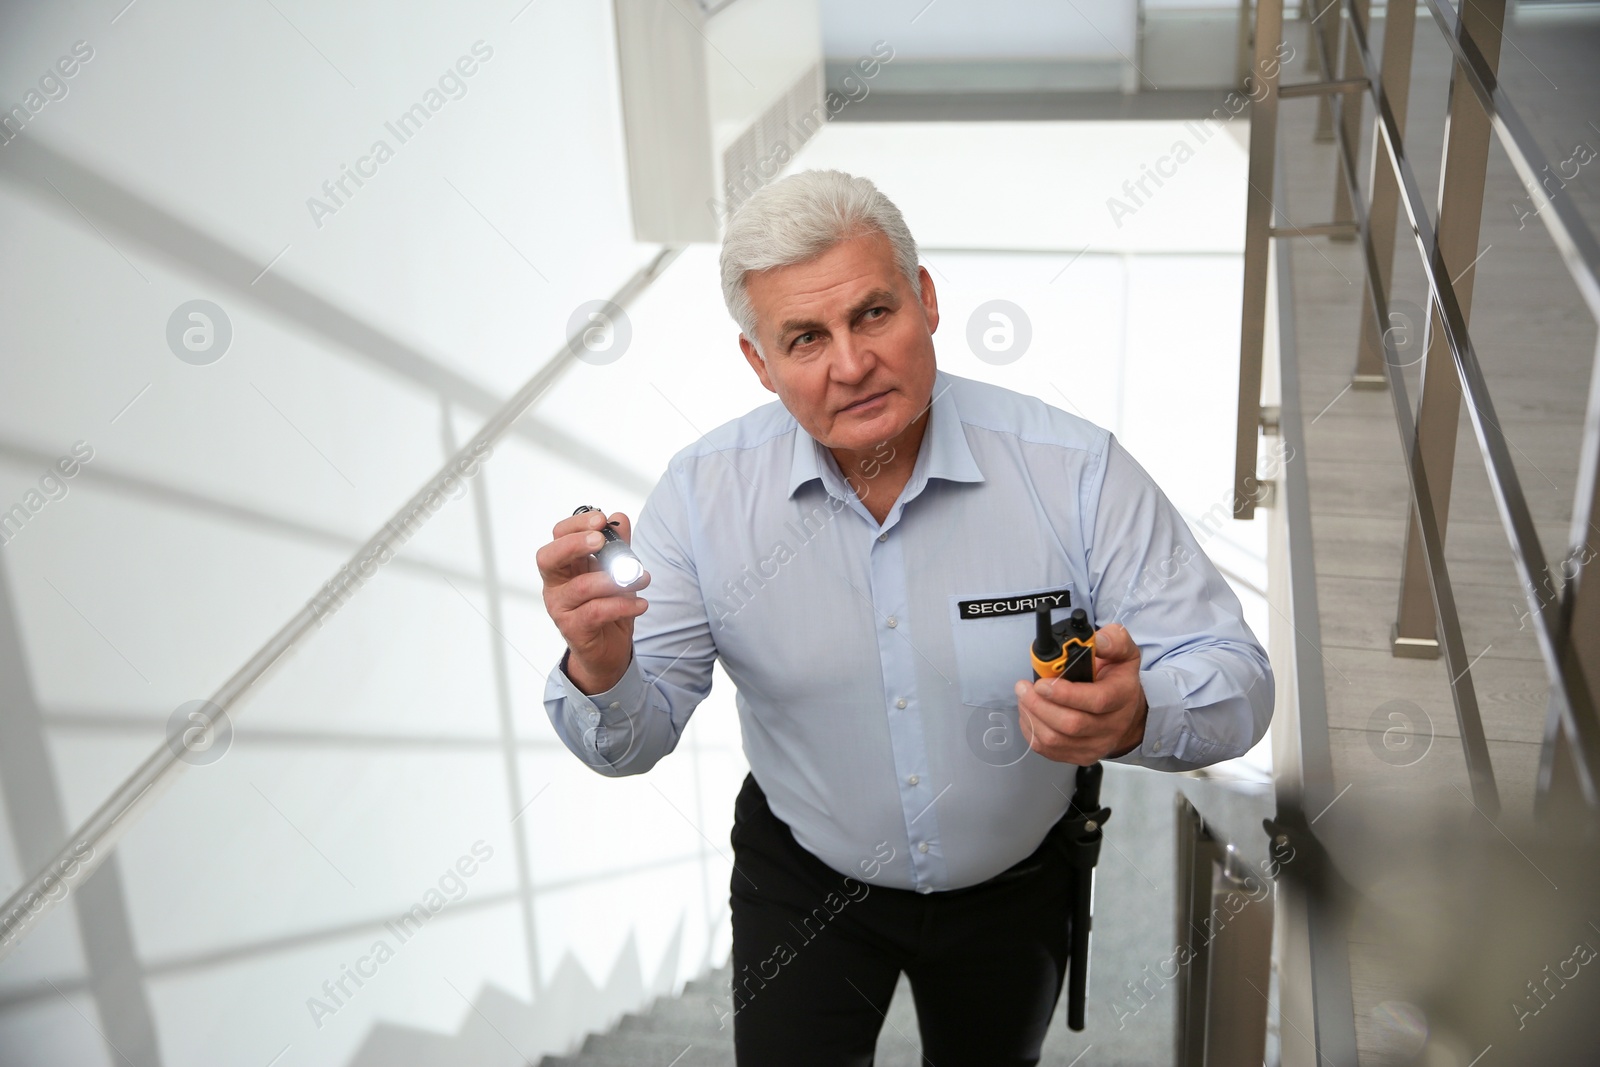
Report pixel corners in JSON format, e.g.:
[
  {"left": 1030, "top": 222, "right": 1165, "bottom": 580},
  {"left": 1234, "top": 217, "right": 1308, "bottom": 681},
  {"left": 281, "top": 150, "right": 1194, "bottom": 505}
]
[{"left": 839, "top": 390, "right": 890, "bottom": 414}]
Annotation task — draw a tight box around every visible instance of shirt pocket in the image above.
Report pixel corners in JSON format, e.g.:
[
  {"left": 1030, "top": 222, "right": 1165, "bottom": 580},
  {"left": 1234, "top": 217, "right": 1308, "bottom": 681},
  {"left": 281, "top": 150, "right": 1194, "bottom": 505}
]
[{"left": 947, "top": 584, "right": 1081, "bottom": 710}]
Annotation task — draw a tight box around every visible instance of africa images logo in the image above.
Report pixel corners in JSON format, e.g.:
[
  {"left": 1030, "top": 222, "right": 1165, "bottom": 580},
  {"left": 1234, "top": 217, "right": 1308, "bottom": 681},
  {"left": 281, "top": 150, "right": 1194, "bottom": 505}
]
[{"left": 305, "top": 41, "right": 495, "bottom": 229}]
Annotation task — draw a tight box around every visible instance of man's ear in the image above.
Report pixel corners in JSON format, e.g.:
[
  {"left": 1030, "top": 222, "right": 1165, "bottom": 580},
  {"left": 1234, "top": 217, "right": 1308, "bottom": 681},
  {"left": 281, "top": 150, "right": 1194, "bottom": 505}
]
[
  {"left": 917, "top": 265, "right": 939, "bottom": 333},
  {"left": 740, "top": 334, "right": 777, "bottom": 393}
]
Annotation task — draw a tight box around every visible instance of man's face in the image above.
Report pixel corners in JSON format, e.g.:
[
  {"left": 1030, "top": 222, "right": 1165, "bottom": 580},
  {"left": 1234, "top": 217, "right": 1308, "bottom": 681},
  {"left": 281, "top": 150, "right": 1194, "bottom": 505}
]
[{"left": 738, "top": 230, "right": 939, "bottom": 456}]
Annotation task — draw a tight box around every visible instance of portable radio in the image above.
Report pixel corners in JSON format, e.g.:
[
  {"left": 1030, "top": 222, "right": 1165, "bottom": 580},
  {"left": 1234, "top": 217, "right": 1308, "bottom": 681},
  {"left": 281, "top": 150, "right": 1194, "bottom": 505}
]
[{"left": 1031, "top": 605, "right": 1096, "bottom": 683}]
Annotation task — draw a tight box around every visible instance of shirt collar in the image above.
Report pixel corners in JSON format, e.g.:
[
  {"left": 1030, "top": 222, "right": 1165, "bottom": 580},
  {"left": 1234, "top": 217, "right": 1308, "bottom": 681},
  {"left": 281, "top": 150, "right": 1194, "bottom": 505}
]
[{"left": 787, "top": 370, "right": 985, "bottom": 500}]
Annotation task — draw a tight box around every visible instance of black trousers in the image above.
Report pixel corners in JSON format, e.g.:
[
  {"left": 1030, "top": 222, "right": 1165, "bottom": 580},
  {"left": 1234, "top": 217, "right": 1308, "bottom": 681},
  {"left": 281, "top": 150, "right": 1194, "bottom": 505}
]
[{"left": 728, "top": 772, "right": 1074, "bottom": 1066}]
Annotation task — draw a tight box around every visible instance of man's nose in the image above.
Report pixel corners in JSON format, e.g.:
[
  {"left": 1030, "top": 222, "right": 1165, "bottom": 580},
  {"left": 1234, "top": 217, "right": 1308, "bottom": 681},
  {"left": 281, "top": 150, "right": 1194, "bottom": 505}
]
[{"left": 830, "top": 331, "right": 874, "bottom": 382}]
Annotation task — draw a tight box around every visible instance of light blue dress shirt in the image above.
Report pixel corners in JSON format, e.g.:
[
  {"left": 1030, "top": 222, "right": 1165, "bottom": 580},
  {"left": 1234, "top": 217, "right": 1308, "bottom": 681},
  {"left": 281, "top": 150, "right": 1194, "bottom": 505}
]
[{"left": 544, "top": 369, "right": 1273, "bottom": 892}]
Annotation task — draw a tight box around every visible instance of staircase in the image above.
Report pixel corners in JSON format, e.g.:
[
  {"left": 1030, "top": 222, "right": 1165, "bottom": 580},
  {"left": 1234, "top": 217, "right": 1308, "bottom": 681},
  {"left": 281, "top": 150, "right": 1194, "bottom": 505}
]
[
  {"left": 535, "top": 766, "right": 1198, "bottom": 1065},
  {"left": 342, "top": 925, "right": 690, "bottom": 1067},
  {"left": 328, "top": 765, "right": 1180, "bottom": 1066},
  {"left": 537, "top": 962, "right": 932, "bottom": 1067}
]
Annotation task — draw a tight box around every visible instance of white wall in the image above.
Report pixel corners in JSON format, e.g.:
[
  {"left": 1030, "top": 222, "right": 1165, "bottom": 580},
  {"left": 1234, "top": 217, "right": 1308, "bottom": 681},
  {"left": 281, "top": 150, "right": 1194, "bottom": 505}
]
[
  {"left": 0, "top": 2, "right": 750, "bottom": 1065},
  {"left": 819, "top": 0, "right": 1137, "bottom": 61}
]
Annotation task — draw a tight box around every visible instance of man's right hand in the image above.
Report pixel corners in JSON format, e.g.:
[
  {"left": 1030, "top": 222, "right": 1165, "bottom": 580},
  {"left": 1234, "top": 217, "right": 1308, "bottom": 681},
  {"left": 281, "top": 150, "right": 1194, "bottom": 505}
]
[{"left": 537, "top": 508, "right": 651, "bottom": 695}]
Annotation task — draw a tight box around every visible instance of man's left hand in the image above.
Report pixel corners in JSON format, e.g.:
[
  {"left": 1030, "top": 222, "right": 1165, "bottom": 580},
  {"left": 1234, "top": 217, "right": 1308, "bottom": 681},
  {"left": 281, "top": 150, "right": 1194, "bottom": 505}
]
[{"left": 1013, "top": 623, "right": 1148, "bottom": 764}]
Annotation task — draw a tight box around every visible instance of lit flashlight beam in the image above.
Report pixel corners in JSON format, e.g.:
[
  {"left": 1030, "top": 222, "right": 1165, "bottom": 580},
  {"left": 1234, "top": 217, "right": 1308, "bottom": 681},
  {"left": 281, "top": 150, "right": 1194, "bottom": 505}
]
[{"left": 572, "top": 505, "right": 644, "bottom": 586}]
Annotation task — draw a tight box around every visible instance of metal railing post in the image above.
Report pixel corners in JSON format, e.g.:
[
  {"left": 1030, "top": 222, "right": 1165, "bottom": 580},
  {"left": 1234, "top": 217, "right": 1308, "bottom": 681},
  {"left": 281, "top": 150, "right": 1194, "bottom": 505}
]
[
  {"left": 1390, "top": 0, "right": 1509, "bottom": 659},
  {"left": 1203, "top": 850, "right": 1273, "bottom": 1066},
  {"left": 1235, "top": 0, "right": 1256, "bottom": 90},
  {"left": 1174, "top": 799, "right": 1273, "bottom": 1067},
  {"left": 1174, "top": 797, "right": 1219, "bottom": 1067},
  {"left": 1327, "top": 0, "right": 1370, "bottom": 237},
  {"left": 1310, "top": 0, "right": 1341, "bottom": 140},
  {"left": 1351, "top": 0, "right": 1420, "bottom": 388},
  {"left": 1234, "top": 0, "right": 1286, "bottom": 521}
]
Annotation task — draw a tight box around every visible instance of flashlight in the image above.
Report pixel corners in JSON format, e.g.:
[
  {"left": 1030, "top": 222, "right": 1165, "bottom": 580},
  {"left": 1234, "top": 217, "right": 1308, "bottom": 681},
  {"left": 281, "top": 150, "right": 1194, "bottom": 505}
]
[
  {"left": 573, "top": 505, "right": 644, "bottom": 587},
  {"left": 1031, "top": 606, "right": 1096, "bottom": 683}
]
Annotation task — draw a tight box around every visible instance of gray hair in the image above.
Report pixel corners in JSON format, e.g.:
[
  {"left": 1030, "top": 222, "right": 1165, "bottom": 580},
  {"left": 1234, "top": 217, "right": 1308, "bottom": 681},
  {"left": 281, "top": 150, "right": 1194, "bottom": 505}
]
[{"left": 719, "top": 170, "right": 920, "bottom": 357}]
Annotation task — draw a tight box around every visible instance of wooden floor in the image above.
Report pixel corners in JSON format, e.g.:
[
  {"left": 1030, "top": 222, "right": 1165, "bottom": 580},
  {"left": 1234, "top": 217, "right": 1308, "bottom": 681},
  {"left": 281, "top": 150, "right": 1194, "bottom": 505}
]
[{"left": 1275, "top": 6, "right": 1600, "bottom": 1064}]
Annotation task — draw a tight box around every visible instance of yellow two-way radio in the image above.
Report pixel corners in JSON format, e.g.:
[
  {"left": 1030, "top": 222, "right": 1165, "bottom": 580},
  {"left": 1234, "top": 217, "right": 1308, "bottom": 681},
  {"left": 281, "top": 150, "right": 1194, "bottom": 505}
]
[{"left": 1030, "top": 605, "right": 1096, "bottom": 683}]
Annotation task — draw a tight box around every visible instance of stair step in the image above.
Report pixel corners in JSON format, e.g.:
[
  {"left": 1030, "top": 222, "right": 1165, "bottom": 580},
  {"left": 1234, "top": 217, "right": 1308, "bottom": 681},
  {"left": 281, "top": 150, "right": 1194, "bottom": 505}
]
[
  {"left": 546, "top": 1032, "right": 930, "bottom": 1067},
  {"left": 538, "top": 1049, "right": 729, "bottom": 1067},
  {"left": 579, "top": 1031, "right": 736, "bottom": 1065},
  {"left": 536, "top": 966, "right": 939, "bottom": 1066},
  {"left": 678, "top": 974, "right": 733, "bottom": 998},
  {"left": 615, "top": 1007, "right": 731, "bottom": 1040},
  {"left": 607, "top": 982, "right": 738, "bottom": 1042}
]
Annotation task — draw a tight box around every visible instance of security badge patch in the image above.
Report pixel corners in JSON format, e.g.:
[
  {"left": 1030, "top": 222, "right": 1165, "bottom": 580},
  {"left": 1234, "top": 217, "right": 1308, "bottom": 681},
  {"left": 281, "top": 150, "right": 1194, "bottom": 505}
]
[{"left": 957, "top": 588, "right": 1072, "bottom": 618}]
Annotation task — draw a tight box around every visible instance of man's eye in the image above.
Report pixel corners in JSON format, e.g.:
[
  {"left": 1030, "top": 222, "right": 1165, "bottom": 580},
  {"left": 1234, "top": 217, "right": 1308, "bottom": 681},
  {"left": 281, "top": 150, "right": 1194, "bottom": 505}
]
[
  {"left": 863, "top": 307, "right": 887, "bottom": 320},
  {"left": 793, "top": 332, "right": 817, "bottom": 348}
]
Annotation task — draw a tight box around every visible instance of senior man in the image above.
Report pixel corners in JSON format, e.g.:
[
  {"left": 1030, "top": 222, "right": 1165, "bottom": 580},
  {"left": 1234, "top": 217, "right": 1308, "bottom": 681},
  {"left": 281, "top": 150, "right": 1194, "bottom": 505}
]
[{"left": 539, "top": 169, "right": 1272, "bottom": 1065}]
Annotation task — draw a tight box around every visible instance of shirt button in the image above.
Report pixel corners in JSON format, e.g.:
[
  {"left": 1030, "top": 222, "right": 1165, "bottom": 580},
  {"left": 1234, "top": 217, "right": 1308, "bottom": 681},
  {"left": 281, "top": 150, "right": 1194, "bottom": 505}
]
[
  {"left": 917, "top": 842, "right": 930, "bottom": 853},
  {"left": 877, "top": 532, "right": 888, "bottom": 542},
  {"left": 907, "top": 774, "right": 919, "bottom": 785},
  {"left": 588, "top": 711, "right": 600, "bottom": 724},
  {"left": 917, "top": 885, "right": 933, "bottom": 895},
  {"left": 886, "top": 616, "right": 898, "bottom": 628},
  {"left": 896, "top": 698, "right": 907, "bottom": 709},
  {"left": 609, "top": 702, "right": 621, "bottom": 710}
]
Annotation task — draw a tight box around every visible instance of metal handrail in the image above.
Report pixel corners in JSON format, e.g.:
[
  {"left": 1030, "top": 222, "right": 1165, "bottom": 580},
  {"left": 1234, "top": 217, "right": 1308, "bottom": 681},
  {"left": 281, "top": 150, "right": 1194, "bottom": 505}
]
[
  {"left": 1335, "top": 0, "right": 1600, "bottom": 805},
  {"left": 1265, "top": 142, "right": 1360, "bottom": 1063},
  {"left": 0, "top": 246, "right": 683, "bottom": 962},
  {"left": 1323, "top": 0, "right": 1501, "bottom": 810},
  {"left": 1236, "top": 0, "right": 1600, "bottom": 809},
  {"left": 1417, "top": 0, "right": 1600, "bottom": 320}
]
